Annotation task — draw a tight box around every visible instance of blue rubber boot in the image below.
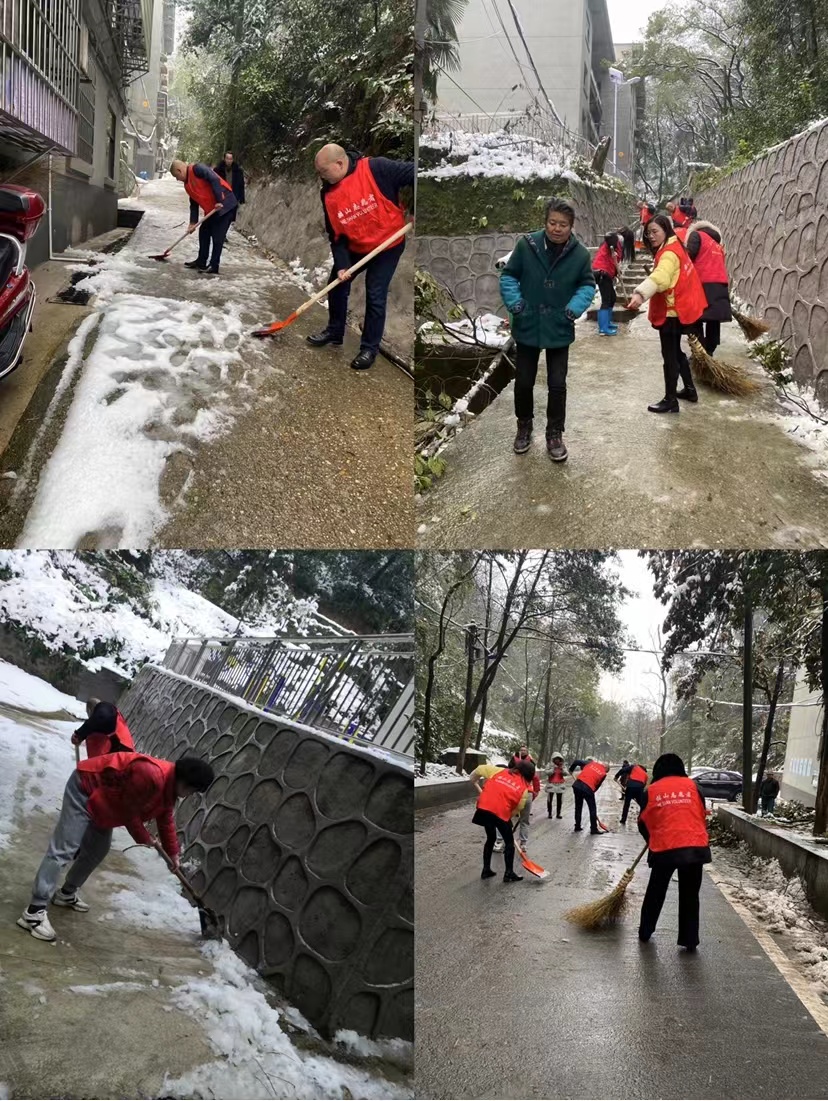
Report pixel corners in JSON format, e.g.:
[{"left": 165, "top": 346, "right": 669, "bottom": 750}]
[
  {"left": 606, "top": 308, "right": 619, "bottom": 334},
  {"left": 597, "top": 308, "right": 610, "bottom": 335}
]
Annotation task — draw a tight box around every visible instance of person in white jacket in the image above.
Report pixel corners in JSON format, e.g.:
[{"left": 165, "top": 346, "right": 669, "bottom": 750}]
[{"left": 545, "top": 752, "right": 570, "bottom": 819}]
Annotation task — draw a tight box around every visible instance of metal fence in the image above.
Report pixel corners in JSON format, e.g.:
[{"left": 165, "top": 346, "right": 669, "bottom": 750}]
[
  {"left": 428, "top": 109, "right": 598, "bottom": 164},
  {"left": 162, "top": 634, "right": 415, "bottom": 760}
]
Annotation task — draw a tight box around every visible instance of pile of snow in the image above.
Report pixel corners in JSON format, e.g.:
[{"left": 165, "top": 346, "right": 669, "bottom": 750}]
[
  {"left": 441, "top": 313, "right": 512, "bottom": 350},
  {"left": 288, "top": 259, "right": 330, "bottom": 295},
  {"left": 162, "top": 941, "right": 411, "bottom": 1100},
  {"left": 421, "top": 129, "right": 580, "bottom": 182},
  {"left": 414, "top": 761, "right": 469, "bottom": 785},
  {"left": 0, "top": 659, "right": 84, "bottom": 716},
  {"left": 715, "top": 843, "right": 828, "bottom": 994},
  {"left": 96, "top": 845, "right": 202, "bottom": 933}
]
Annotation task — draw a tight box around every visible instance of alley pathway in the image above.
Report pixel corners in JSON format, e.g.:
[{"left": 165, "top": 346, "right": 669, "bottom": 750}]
[
  {"left": 415, "top": 789, "right": 828, "bottom": 1100},
  {"left": 417, "top": 316, "right": 828, "bottom": 549},
  {"left": 0, "top": 178, "right": 411, "bottom": 550}
]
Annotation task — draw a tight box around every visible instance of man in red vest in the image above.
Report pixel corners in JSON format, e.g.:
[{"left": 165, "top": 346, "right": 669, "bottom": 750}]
[
  {"left": 72, "top": 699, "right": 135, "bottom": 758},
  {"left": 17, "top": 752, "right": 214, "bottom": 942},
  {"left": 569, "top": 757, "right": 608, "bottom": 833},
  {"left": 308, "top": 143, "right": 414, "bottom": 371},
  {"left": 169, "top": 160, "right": 238, "bottom": 276},
  {"left": 637, "top": 753, "right": 711, "bottom": 951},
  {"left": 617, "top": 761, "right": 648, "bottom": 824},
  {"left": 666, "top": 201, "right": 688, "bottom": 228}
]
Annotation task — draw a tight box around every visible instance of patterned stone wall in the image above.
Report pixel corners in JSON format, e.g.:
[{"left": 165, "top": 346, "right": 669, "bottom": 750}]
[
  {"left": 417, "top": 183, "right": 636, "bottom": 312},
  {"left": 120, "top": 664, "right": 413, "bottom": 1041},
  {"left": 697, "top": 120, "right": 828, "bottom": 399}
]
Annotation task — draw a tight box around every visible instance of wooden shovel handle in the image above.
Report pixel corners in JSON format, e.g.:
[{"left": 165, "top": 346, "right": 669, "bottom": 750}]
[
  {"left": 165, "top": 207, "right": 218, "bottom": 256},
  {"left": 292, "top": 222, "right": 413, "bottom": 320}
]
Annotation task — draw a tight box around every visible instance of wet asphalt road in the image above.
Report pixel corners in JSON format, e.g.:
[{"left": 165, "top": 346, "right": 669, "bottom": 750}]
[{"left": 415, "top": 787, "right": 828, "bottom": 1099}]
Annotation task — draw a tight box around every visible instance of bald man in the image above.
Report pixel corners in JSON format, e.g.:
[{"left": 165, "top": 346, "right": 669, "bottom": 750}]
[
  {"left": 169, "top": 159, "right": 237, "bottom": 276},
  {"left": 308, "top": 143, "right": 414, "bottom": 370}
]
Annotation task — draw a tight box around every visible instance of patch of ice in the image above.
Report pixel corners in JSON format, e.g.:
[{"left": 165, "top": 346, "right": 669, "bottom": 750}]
[{"left": 67, "top": 982, "right": 146, "bottom": 995}]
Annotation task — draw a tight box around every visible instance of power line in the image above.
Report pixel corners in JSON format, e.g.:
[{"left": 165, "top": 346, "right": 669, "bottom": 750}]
[{"left": 501, "top": 0, "right": 564, "bottom": 125}]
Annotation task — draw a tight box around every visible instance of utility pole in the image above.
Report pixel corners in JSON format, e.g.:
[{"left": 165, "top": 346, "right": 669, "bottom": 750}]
[
  {"left": 742, "top": 595, "right": 754, "bottom": 813},
  {"left": 463, "top": 623, "right": 478, "bottom": 740}
]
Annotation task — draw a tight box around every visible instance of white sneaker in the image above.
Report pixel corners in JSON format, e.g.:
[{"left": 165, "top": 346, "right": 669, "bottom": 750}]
[
  {"left": 493, "top": 840, "right": 505, "bottom": 852},
  {"left": 17, "top": 908, "right": 57, "bottom": 942},
  {"left": 53, "top": 888, "right": 90, "bottom": 912}
]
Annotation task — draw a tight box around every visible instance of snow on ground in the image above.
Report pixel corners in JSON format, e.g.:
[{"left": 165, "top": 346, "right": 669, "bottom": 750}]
[
  {"left": 420, "top": 129, "right": 579, "bottom": 181},
  {"left": 422, "top": 313, "right": 512, "bottom": 351},
  {"left": 0, "top": 659, "right": 84, "bottom": 716},
  {"left": 714, "top": 841, "right": 828, "bottom": 995},
  {"left": 17, "top": 176, "right": 319, "bottom": 547}
]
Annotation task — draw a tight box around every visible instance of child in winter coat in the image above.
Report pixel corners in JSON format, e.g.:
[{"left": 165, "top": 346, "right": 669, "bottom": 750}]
[{"left": 500, "top": 198, "right": 595, "bottom": 464}]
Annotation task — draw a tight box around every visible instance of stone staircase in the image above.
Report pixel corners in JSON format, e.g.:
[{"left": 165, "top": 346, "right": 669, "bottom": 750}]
[{"left": 585, "top": 245, "right": 652, "bottom": 323}]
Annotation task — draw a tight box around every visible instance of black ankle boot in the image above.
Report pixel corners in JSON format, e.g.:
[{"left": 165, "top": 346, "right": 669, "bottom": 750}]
[
  {"left": 648, "top": 396, "right": 680, "bottom": 413},
  {"left": 513, "top": 418, "right": 533, "bottom": 453}
]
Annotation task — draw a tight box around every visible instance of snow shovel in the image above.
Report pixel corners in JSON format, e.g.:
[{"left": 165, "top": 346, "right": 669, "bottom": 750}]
[
  {"left": 149, "top": 208, "right": 217, "bottom": 262},
  {"left": 510, "top": 819, "right": 550, "bottom": 881},
  {"left": 250, "top": 221, "right": 413, "bottom": 337},
  {"left": 152, "top": 841, "right": 221, "bottom": 938}
]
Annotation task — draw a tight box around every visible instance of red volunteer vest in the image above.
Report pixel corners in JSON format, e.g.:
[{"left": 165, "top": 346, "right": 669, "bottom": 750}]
[
  {"left": 672, "top": 207, "right": 688, "bottom": 226},
  {"left": 77, "top": 752, "right": 176, "bottom": 829},
  {"left": 692, "top": 231, "right": 728, "bottom": 284},
  {"left": 639, "top": 775, "right": 709, "bottom": 852},
  {"left": 648, "top": 239, "right": 707, "bottom": 327},
  {"left": 323, "top": 157, "right": 406, "bottom": 253},
  {"left": 629, "top": 764, "right": 648, "bottom": 784},
  {"left": 641, "top": 207, "right": 653, "bottom": 225},
  {"left": 185, "top": 165, "right": 233, "bottom": 215},
  {"left": 592, "top": 240, "right": 621, "bottom": 278},
  {"left": 477, "top": 769, "right": 528, "bottom": 821},
  {"left": 548, "top": 764, "right": 566, "bottom": 784},
  {"left": 86, "top": 712, "right": 135, "bottom": 759},
  {"left": 577, "top": 761, "right": 607, "bottom": 791}
]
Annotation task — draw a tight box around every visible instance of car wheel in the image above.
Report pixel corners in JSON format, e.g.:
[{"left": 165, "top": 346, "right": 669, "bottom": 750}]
[{"left": 727, "top": 790, "right": 737, "bottom": 802}]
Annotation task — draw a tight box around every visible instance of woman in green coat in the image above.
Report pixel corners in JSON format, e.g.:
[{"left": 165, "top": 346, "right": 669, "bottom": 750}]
[{"left": 499, "top": 199, "right": 596, "bottom": 462}]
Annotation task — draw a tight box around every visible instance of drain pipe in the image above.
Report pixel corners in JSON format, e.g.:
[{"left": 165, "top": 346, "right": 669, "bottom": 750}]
[{"left": 48, "top": 154, "right": 98, "bottom": 263}]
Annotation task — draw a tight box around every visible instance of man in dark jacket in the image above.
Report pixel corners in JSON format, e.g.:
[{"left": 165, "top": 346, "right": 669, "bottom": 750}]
[
  {"left": 214, "top": 151, "right": 245, "bottom": 222},
  {"left": 760, "top": 771, "right": 780, "bottom": 816},
  {"left": 500, "top": 198, "right": 595, "bottom": 463},
  {"left": 308, "top": 143, "right": 413, "bottom": 371},
  {"left": 169, "top": 159, "right": 238, "bottom": 276}
]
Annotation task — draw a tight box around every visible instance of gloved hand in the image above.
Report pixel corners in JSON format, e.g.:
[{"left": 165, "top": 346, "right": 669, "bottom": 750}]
[
  {"left": 71, "top": 731, "right": 83, "bottom": 746},
  {"left": 510, "top": 300, "right": 526, "bottom": 315},
  {"left": 565, "top": 308, "right": 577, "bottom": 322}
]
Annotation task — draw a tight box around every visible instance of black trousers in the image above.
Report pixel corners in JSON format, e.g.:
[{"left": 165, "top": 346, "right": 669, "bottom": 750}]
[
  {"left": 702, "top": 320, "right": 721, "bottom": 355},
  {"left": 197, "top": 208, "right": 235, "bottom": 272},
  {"left": 573, "top": 779, "right": 598, "bottom": 831},
  {"left": 594, "top": 271, "right": 616, "bottom": 309},
  {"left": 547, "top": 791, "right": 563, "bottom": 817},
  {"left": 640, "top": 861, "right": 704, "bottom": 947},
  {"left": 620, "top": 780, "right": 646, "bottom": 824},
  {"left": 476, "top": 811, "right": 515, "bottom": 874},
  {"left": 657, "top": 318, "right": 702, "bottom": 398},
  {"left": 514, "top": 343, "right": 569, "bottom": 430},
  {"left": 327, "top": 241, "right": 405, "bottom": 354}
]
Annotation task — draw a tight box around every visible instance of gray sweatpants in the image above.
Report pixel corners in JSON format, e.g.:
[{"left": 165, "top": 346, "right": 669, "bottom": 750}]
[
  {"left": 518, "top": 795, "right": 532, "bottom": 845},
  {"left": 29, "top": 772, "right": 112, "bottom": 909}
]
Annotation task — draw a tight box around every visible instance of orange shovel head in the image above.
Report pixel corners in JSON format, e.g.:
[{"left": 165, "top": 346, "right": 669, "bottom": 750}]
[
  {"left": 520, "top": 853, "right": 550, "bottom": 880},
  {"left": 251, "top": 310, "right": 299, "bottom": 338}
]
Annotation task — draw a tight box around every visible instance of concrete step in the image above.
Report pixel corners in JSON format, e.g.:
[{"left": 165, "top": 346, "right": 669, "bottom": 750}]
[{"left": 586, "top": 306, "right": 640, "bottom": 322}]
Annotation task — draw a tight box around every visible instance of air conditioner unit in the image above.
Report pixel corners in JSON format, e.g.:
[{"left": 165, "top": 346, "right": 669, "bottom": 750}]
[{"left": 79, "top": 25, "right": 90, "bottom": 75}]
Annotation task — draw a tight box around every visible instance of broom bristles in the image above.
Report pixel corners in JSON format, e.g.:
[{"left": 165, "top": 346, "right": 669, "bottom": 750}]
[
  {"left": 688, "top": 335, "right": 761, "bottom": 396},
  {"left": 732, "top": 307, "right": 770, "bottom": 342},
  {"left": 564, "top": 869, "right": 634, "bottom": 930}
]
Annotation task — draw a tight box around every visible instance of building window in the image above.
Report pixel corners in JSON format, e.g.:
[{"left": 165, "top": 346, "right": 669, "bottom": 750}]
[
  {"left": 106, "top": 108, "right": 116, "bottom": 179},
  {"left": 77, "top": 82, "right": 95, "bottom": 164}
]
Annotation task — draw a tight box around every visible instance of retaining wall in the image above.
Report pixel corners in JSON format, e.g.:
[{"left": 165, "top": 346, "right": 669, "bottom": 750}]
[
  {"left": 716, "top": 804, "right": 828, "bottom": 920},
  {"left": 414, "top": 779, "right": 471, "bottom": 811},
  {"left": 0, "top": 623, "right": 131, "bottom": 703},
  {"left": 417, "top": 182, "right": 636, "bottom": 313},
  {"left": 697, "top": 120, "right": 828, "bottom": 399},
  {"left": 120, "top": 663, "right": 413, "bottom": 1040},
  {"left": 237, "top": 175, "right": 414, "bottom": 360}
]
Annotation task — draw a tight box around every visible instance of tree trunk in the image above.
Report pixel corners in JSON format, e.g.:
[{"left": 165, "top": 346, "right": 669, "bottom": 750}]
[
  {"left": 752, "top": 660, "right": 785, "bottom": 814},
  {"left": 226, "top": 0, "right": 246, "bottom": 153},
  {"left": 474, "top": 555, "right": 494, "bottom": 751},
  {"left": 539, "top": 657, "right": 553, "bottom": 764},
  {"left": 815, "top": 583, "right": 828, "bottom": 834},
  {"left": 462, "top": 624, "right": 477, "bottom": 752},
  {"left": 742, "top": 595, "right": 754, "bottom": 813}
]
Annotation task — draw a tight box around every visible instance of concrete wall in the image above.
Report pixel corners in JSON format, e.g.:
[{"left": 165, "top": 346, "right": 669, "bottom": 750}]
[
  {"left": 417, "top": 183, "right": 636, "bottom": 312},
  {"left": 237, "top": 176, "right": 414, "bottom": 360},
  {"left": 696, "top": 120, "right": 828, "bottom": 398},
  {"left": 782, "top": 669, "right": 821, "bottom": 806},
  {"left": 120, "top": 664, "right": 413, "bottom": 1041},
  {"left": 716, "top": 804, "right": 828, "bottom": 920},
  {"left": 0, "top": 625, "right": 130, "bottom": 703},
  {"left": 414, "top": 780, "right": 471, "bottom": 812}
]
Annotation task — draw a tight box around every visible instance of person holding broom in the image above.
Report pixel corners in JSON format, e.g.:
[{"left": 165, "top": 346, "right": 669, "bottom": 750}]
[
  {"left": 627, "top": 214, "right": 707, "bottom": 413},
  {"left": 637, "top": 753, "right": 711, "bottom": 951},
  {"left": 72, "top": 699, "right": 134, "bottom": 758},
  {"left": 619, "top": 761, "right": 648, "bottom": 825},
  {"left": 473, "top": 758, "right": 535, "bottom": 883},
  {"left": 569, "top": 757, "right": 608, "bottom": 834},
  {"left": 685, "top": 221, "right": 732, "bottom": 357}
]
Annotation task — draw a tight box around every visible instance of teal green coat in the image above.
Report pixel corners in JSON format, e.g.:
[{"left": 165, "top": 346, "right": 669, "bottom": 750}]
[{"left": 500, "top": 231, "right": 596, "bottom": 348}]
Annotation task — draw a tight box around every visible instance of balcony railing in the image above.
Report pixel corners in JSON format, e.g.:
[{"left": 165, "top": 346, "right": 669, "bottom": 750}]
[{"left": 162, "top": 634, "right": 415, "bottom": 761}]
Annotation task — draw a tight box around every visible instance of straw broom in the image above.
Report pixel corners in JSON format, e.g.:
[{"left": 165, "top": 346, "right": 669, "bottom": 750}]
[
  {"left": 564, "top": 844, "right": 649, "bottom": 930},
  {"left": 731, "top": 306, "right": 769, "bottom": 342},
  {"left": 688, "top": 335, "right": 761, "bottom": 396}
]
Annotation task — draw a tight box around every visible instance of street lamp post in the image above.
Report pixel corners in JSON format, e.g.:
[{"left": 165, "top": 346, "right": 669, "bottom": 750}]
[{"left": 608, "top": 67, "right": 641, "bottom": 177}]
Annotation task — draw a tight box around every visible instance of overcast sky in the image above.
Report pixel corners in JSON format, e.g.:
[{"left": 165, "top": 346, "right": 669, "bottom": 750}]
[
  {"left": 600, "top": 551, "right": 667, "bottom": 708},
  {"left": 607, "top": 0, "right": 666, "bottom": 42}
]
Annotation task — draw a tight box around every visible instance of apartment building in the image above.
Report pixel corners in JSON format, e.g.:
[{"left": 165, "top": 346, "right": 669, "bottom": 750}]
[
  {"left": 125, "top": 0, "right": 174, "bottom": 178},
  {"left": 781, "top": 670, "right": 822, "bottom": 807}
]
